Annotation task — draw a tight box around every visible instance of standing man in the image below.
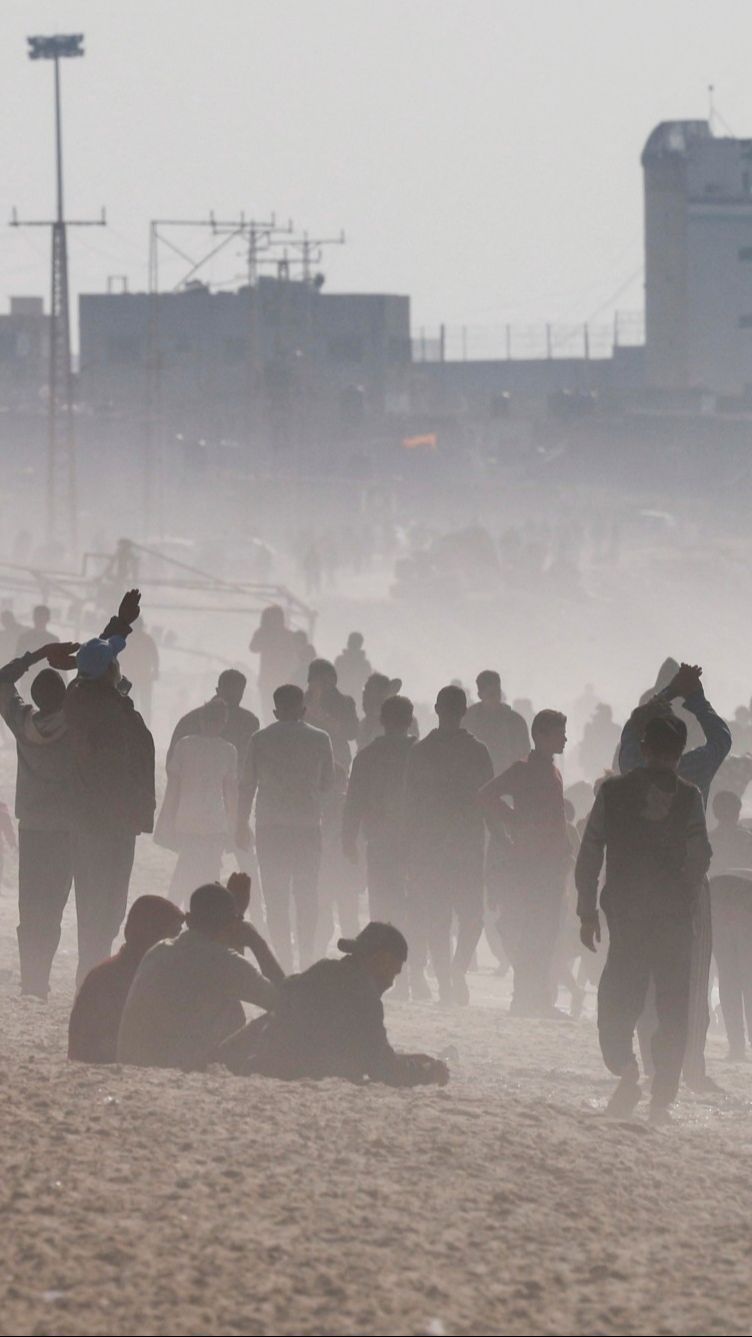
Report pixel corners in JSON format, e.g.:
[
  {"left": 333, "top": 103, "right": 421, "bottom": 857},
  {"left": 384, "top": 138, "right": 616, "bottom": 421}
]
[
  {"left": 465, "top": 670, "right": 530, "bottom": 773},
  {"left": 576, "top": 715, "right": 711, "bottom": 1122},
  {"left": 167, "top": 669, "right": 259, "bottom": 764},
  {"left": 64, "top": 590, "right": 155, "bottom": 984},
  {"left": 479, "top": 710, "right": 571, "bottom": 1017},
  {"left": 404, "top": 685, "right": 493, "bottom": 1005},
  {"left": 238, "top": 683, "right": 334, "bottom": 972},
  {"left": 0, "top": 638, "right": 79, "bottom": 997},
  {"left": 618, "top": 663, "right": 731, "bottom": 1092},
  {"left": 343, "top": 694, "right": 428, "bottom": 999},
  {"left": 168, "top": 668, "right": 260, "bottom": 876},
  {"left": 16, "top": 606, "right": 61, "bottom": 686},
  {"left": 121, "top": 621, "right": 160, "bottom": 726}
]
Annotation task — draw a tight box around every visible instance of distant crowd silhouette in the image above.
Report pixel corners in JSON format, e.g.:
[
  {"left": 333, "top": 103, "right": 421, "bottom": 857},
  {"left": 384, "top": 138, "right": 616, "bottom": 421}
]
[{"left": 3, "top": 589, "right": 750, "bottom": 1120}]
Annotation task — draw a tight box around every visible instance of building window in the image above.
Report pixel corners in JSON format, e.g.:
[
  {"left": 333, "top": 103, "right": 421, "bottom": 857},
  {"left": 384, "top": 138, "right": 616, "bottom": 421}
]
[
  {"left": 739, "top": 315, "right": 752, "bottom": 328},
  {"left": 739, "top": 247, "right": 752, "bottom": 262}
]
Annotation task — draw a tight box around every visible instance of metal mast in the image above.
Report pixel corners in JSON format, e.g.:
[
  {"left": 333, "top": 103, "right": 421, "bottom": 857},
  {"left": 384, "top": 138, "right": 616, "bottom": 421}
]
[{"left": 14, "top": 34, "right": 106, "bottom": 553}]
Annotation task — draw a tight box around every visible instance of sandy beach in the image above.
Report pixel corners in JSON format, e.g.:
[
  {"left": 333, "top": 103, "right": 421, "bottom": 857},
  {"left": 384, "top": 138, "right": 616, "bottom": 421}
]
[{"left": 2, "top": 824, "right": 752, "bottom": 1337}]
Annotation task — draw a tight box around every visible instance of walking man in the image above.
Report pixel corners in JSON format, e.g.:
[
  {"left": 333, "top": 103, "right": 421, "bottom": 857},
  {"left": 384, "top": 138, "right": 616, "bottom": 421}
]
[{"left": 577, "top": 715, "right": 711, "bottom": 1122}]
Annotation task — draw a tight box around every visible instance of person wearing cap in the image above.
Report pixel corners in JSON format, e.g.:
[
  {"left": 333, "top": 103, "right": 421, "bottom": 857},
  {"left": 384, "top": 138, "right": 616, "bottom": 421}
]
[
  {"left": 238, "top": 683, "right": 334, "bottom": 972},
  {"left": 342, "top": 694, "right": 428, "bottom": 1000},
  {"left": 618, "top": 662, "right": 731, "bottom": 1094},
  {"left": 0, "top": 636, "right": 80, "bottom": 997},
  {"left": 404, "top": 685, "right": 494, "bottom": 1006},
  {"left": 68, "top": 895, "right": 184, "bottom": 1063},
  {"left": 217, "top": 922, "right": 449, "bottom": 1086},
  {"left": 576, "top": 714, "right": 711, "bottom": 1123},
  {"left": 116, "top": 882, "right": 280, "bottom": 1070},
  {"left": 357, "top": 672, "right": 413, "bottom": 752},
  {"left": 64, "top": 589, "right": 156, "bottom": 984}
]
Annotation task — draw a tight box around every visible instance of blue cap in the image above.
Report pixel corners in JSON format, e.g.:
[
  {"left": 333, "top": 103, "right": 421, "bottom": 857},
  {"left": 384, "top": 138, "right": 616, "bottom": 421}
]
[{"left": 76, "top": 634, "right": 127, "bottom": 680}]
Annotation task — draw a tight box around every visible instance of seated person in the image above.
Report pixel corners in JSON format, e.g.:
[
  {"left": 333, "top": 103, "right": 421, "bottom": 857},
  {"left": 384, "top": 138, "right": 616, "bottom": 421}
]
[
  {"left": 116, "top": 882, "right": 281, "bottom": 1070},
  {"left": 68, "top": 895, "right": 184, "bottom": 1064},
  {"left": 217, "top": 922, "right": 450, "bottom": 1087}
]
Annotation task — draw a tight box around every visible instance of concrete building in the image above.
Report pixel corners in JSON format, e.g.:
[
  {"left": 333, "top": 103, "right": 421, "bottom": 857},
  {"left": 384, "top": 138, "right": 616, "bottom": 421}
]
[
  {"left": 643, "top": 121, "right": 752, "bottom": 395},
  {"left": 0, "top": 297, "right": 49, "bottom": 406},
  {"left": 78, "top": 277, "right": 411, "bottom": 466}
]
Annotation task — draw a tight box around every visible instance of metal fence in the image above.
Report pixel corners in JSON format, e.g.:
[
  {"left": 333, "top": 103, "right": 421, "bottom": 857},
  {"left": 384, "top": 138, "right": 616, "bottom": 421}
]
[{"left": 411, "top": 311, "right": 644, "bottom": 362}]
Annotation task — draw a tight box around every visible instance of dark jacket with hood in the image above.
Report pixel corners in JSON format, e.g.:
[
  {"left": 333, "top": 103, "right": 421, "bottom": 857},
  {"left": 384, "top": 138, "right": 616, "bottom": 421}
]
[
  {"left": 0, "top": 654, "right": 71, "bottom": 830},
  {"left": 63, "top": 616, "right": 156, "bottom": 833}
]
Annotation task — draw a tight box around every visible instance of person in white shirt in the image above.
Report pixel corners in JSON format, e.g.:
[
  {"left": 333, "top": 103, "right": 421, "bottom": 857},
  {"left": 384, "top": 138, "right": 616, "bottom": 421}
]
[
  {"left": 238, "top": 683, "right": 334, "bottom": 972},
  {"left": 156, "top": 698, "right": 238, "bottom": 906}
]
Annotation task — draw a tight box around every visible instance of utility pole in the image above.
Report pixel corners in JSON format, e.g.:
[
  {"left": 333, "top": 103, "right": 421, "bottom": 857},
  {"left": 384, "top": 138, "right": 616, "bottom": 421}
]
[{"left": 12, "top": 34, "right": 106, "bottom": 554}]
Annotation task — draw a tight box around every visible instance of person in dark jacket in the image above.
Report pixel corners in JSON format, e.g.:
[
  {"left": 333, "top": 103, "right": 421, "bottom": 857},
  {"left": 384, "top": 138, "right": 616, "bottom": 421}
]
[
  {"left": 618, "top": 662, "right": 731, "bottom": 1093},
  {"left": 343, "top": 694, "right": 428, "bottom": 999},
  {"left": 404, "top": 686, "right": 493, "bottom": 1005},
  {"left": 68, "top": 895, "right": 184, "bottom": 1063},
  {"left": 464, "top": 670, "right": 530, "bottom": 774},
  {"left": 479, "top": 709, "right": 571, "bottom": 1017},
  {"left": 217, "top": 922, "right": 449, "bottom": 1086},
  {"left": 0, "top": 637, "right": 79, "bottom": 996},
  {"left": 64, "top": 589, "right": 156, "bottom": 984},
  {"left": 576, "top": 714, "right": 711, "bottom": 1123}
]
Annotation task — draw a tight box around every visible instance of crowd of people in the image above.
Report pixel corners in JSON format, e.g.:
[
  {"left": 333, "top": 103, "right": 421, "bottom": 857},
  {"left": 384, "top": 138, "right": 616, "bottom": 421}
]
[{"left": 3, "top": 588, "right": 751, "bottom": 1123}]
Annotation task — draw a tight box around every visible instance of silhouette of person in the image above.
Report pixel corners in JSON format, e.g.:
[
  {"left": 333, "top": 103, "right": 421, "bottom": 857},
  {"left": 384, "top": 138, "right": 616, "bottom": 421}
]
[
  {"left": 121, "top": 621, "right": 160, "bottom": 725},
  {"left": 404, "top": 685, "right": 493, "bottom": 1005},
  {"left": 464, "top": 670, "right": 530, "bottom": 773},
  {"left": 238, "top": 683, "right": 334, "bottom": 972},
  {"left": 619, "top": 662, "right": 731, "bottom": 1093},
  {"left": 343, "top": 694, "right": 428, "bottom": 1000},
  {"left": 335, "top": 632, "right": 372, "bottom": 703},
  {"left": 249, "top": 605, "right": 295, "bottom": 723},
  {"left": 577, "top": 715, "right": 711, "bottom": 1122},
  {"left": 17, "top": 606, "right": 61, "bottom": 686},
  {"left": 64, "top": 590, "right": 156, "bottom": 985},
  {"left": 156, "top": 698, "right": 238, "bottom": 906},
  {"left": 217, "top": 923, "right": 449, "bottom": 1086},
  {"left": 480, "top": 709, "right": 570, "bottom": 1017}
]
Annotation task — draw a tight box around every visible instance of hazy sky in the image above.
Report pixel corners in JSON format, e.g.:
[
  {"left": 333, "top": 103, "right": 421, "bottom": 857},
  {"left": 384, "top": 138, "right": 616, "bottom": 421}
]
[{"left": 2, "top": 0, "right": 750, "bottom": 350}]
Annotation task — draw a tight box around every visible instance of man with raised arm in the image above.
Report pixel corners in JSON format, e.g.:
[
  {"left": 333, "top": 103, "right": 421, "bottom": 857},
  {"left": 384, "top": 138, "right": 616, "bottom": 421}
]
[
  {"left": 618, "top": 663, "right": 731, "bottom": 1093},
  {"left": 577, "top": 715, "right": 711, "bottom": 1123}
]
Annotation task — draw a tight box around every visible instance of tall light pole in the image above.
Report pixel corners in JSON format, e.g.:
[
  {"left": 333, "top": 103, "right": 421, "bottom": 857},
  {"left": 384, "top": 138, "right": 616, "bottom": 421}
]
[{"left": 14, "top": 35, "right": 105, "bottom": 553}]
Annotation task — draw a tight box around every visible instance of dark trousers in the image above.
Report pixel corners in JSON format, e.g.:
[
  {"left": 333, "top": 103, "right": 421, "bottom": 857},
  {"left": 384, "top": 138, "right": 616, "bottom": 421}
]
[
  {"left": 73, "top": 822, "right": 136, "bottom": 986},
  {"left": 498, "top": 879, "right": 565, "bottom": 1012},
  {"left": 367, "top": 843, "right": 426, "bottom": 988},
  {"left": 713, "top": 900, "right": 752, "bottom": 1055},
  {"left": 413, "top": 867, "right": 484, "bottom": 996},
  {"left": 257, "top": 825, "right": 321, "bottom": 973},
  {"left": 17, "top": 827, "right": 73, "bottom": 996},
  {"left": 599, "top": 912, "right": 693, "bottom": 1105},
  {"left": 637, "top": 882, "right": 713, "bottom": 1084}
]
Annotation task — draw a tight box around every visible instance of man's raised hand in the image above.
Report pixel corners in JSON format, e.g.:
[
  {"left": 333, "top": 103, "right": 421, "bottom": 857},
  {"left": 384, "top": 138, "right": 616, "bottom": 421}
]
[
  {"left": 46, "top": 642, "right": 80, "bottom": 671},
  {"left": 118, "top": 589, "right": 141, "bottom": 626}
]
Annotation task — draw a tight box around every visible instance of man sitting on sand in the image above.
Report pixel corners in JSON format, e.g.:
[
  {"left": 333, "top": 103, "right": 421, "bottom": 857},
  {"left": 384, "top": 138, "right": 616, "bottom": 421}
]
[
  {"left": 217, "top": 922, "right": 450, "bottom": 1087},
  {"left": 68, "top": 895, "right": 184, "bottom": 1064},
  {"left": 116, "top": 882, "right": 282, "bottom": 1070}
]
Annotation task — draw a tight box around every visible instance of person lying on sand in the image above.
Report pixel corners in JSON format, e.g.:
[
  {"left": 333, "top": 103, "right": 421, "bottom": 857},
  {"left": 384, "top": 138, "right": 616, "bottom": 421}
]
[
  {"left": 68, "top": 895, "right": 184, "bottom": 1064},
  {"left": 116, "top": 882, "right": 282, "bottom": 1071},
  {"left": 216, "top": 921, "right": 450, "bottom": 1087}
]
